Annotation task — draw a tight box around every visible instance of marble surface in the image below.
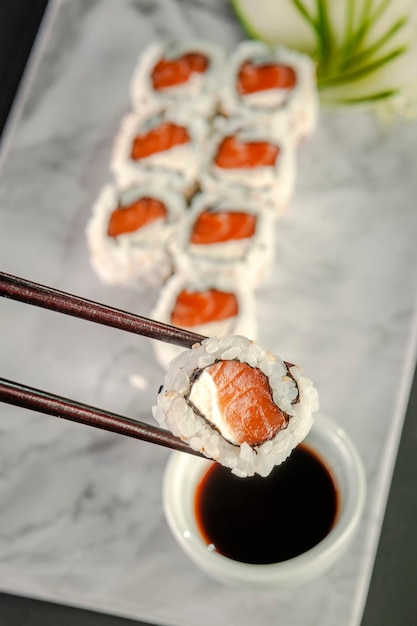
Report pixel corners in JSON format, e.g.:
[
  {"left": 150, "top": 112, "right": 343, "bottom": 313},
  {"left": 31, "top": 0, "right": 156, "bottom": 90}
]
[{"left": 1, "top": 1, "right": 417, "bottom": 625}]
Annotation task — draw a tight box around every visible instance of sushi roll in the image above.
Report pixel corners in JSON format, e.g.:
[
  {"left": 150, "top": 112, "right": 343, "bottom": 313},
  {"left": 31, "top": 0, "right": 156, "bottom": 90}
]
[
  {"left": 170, "top": 190, "right": 276, "bottom": 288},
  {"left": 200, "top": 116, "right": 297, "bottom": 211},
  {"left": 85, "top": 182, "right": 186, "bottom": 289},
  {"left": 130, "top": 41, "right": 225, "bottom": 117},
  {"left": 110, "top": 104, "right": 209, "bottom": 195},
  {"left": 151, "top": 273, "right": 257, "bottom": 369},
  {"left": 220, "top": 41, "right": 318, "bottom": 140},
  {"left": 153, "top": 335, "right": 319, "bottom": 477}
]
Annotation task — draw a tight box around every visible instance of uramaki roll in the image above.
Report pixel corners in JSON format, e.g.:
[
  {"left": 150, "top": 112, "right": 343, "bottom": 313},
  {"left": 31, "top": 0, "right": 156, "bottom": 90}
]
[
  {"left": 199, "top": 116, "right": 297, "bottom": 212},
  {"left": 170, "top": 190, "right": 276, "bottom": 288},
  {"left": 130, "top": 41, "right": 225, "bottom": 118},
  {"left": 150, "top": 273, "right": 257, "bottom": 370},
  {"left": 220, "top": 40, "right": 318, "bottom": 140},
  {"left": 153, "top": 335, "right": 319, "bottom": 477},
  {"left": 111, "top": 104, "right": 209, "bottom": 195},
  {"left": 86, "top": 183, "right": 185, "bottom": 289}
]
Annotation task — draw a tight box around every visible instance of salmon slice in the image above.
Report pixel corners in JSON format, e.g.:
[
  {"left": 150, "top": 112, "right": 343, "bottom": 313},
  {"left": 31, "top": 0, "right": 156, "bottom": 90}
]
[
  {"left": 190, "top": 210, "right": 257, "bottom": 244},
  {"left": 170, "top": 289, "right": 238, "bottom": 327},
  {"left": 107, "top": 197, "right": 167, "bottom": 237},
  {"left": 215, "top": 135, "right": 279, "bottom": 169},
  {"left": 237, "top": 61, "right": 297, "bottom": 95},
  {"left": 131, "top": 122, "right": 190, "bottom": 160},
  {"left": 152, "top": 53, "right": 208, "bottom": 90},
  {"left": 207, "top": 360, "right": 288, "bottom": 446}
]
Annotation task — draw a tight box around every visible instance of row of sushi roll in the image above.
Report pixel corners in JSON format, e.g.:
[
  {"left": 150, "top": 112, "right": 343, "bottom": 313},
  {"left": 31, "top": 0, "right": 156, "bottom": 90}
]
[
  {"left": 86, "top": 39, "right": 320, "bottom": 476},
  {"left": 87, "top": 38, "right": 317, "bottom": 287},
  {"left": 130, "top": 40, "right": 318, "bottom": 138},
  {"left": 110, "top": 109, "right": 297, "bottom": 207}
]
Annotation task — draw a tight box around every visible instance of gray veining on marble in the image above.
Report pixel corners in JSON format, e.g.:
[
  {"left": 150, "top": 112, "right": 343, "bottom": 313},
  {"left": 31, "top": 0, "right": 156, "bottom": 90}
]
[{"left": 1, "top": 1, "right": 417, "bottom": 625}]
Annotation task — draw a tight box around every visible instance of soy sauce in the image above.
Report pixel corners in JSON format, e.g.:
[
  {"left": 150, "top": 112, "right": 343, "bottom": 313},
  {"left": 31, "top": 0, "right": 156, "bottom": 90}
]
[{"left": 194, "top": 444, "right": 339, "bottom": 564}]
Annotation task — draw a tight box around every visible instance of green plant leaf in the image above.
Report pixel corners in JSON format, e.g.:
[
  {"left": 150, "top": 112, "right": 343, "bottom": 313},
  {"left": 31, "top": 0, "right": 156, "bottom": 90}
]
[
  {"left": 358, "top": 0, "right": 375, "bottom": 29},
  {"left": 318, "top": 45, "right": 408, "bottom": 87},
  {"left": 321, "top": 88, "right": 399, "bottom": 106},
  {"left": 339, "top": 0, "right": 398, "bottom": 69},
  {"left": 342, "top": 0, "right": 375, "bottom": 61},
  {"left": 342, "top": 0, "right": 356, "bottom": 61},
  {"left": 342, "top": 16, "right": 408, "bottom": 71},
  {"left": 290, "top": 0, "right": 318, "bottom": 31},
  {"left": 315, "top": 0, "right": 335, "bottom": 67},
  {"left": 369, "top": 0, "right": 394, "bottom": 28}
]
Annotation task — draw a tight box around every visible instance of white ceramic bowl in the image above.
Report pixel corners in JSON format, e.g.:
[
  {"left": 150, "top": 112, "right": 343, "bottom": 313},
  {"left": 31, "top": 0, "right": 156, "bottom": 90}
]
[{"left": 163, "top": 413, "right": 366, "bottom": 589}]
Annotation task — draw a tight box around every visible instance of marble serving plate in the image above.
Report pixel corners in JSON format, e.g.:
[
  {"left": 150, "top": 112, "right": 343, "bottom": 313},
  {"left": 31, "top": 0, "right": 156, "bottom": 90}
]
[{"left": 0, "top": 1, "right": 417, "bottom": 625}]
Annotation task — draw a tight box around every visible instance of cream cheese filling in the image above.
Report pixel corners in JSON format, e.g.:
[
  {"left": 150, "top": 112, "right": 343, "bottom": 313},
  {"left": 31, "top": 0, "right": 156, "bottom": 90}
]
[{"left": 188, "top": 369, "right": 239, "bottom": 445}]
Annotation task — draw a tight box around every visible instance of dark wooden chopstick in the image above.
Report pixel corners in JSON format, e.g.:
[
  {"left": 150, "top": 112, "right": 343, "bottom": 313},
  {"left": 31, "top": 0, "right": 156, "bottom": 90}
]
[
  {"left": 0, "top": 377, "right": 204, "bottom": 458},
  {"left": 0, "top": 271, "right": 208, "bottom": 457},
  {"left": 0, "top": 271, "right": 205, "bottom": 348}
]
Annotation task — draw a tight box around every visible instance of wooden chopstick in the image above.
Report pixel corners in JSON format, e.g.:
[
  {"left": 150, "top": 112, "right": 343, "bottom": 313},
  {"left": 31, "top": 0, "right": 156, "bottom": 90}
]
[
  {"left": 0, "top": 377, "right": 204, "bottom": 458},
  {"left": 0, "top": 271, "right": 208, "bottom": 457},
  {"left": 0, "top": 271, "right": 205, "bottom": 348}
]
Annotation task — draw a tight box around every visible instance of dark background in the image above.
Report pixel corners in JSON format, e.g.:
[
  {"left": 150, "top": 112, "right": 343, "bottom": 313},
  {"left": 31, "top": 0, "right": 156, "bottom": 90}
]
[{"left": 0, "top": 1, "right": 416, "bottom": 624}]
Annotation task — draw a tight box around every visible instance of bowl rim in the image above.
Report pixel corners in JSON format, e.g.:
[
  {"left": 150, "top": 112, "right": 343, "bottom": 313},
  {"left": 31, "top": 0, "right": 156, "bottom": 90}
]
[{"left": 162, "top": 413, "right": 366, "bottom": 588}]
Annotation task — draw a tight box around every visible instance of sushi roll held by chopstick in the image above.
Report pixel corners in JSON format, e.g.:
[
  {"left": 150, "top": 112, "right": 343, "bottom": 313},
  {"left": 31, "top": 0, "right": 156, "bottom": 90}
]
[
  {"left": 153, "top": 335, "right": 319, "bottom": 477},
  {"left": 130, "top": 41, "right": 225, "bottom": 117}
]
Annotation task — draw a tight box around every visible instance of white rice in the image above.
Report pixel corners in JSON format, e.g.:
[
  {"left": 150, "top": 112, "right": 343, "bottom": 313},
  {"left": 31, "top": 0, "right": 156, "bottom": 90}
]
[
  {"left": 85, "top": 182, "right": 186, "bottom": 289},
  {"left": 199, "top": 115, "right": 297, "bottom": 213},
  {"left": 151, "top": 273, "right": 257, "bottom": 370},
  {"left": 110, "top": 103, "right": 209, "bottom": 194},
  {"left": 130, "top": 41, "right": 226, "bottom": 118},
  {"left": 152, "top": 335, "right": 319, "bottom": 477},
  {"left": 169, "top": 190, "right": 276, "bottom": 289},
  {"left": 220, "top": 41, "right": 319, "bottom": 140}
]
